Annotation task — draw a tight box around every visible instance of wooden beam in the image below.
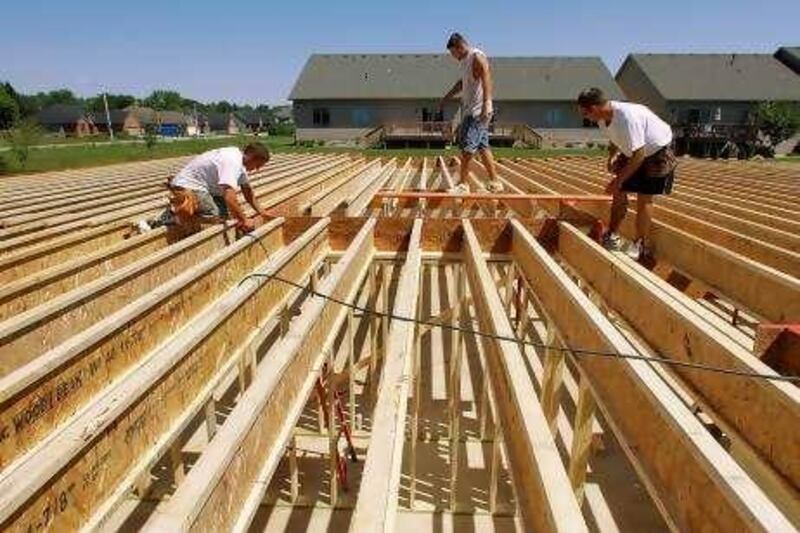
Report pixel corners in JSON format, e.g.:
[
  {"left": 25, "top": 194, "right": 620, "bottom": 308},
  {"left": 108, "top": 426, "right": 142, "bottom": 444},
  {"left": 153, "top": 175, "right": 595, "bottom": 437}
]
[
  {"left": 556, "top": 222, "right": 800, "bottom": 498},
  {"left": 350, "top": 218, "right": 422, "bottom": 532},
  {"left": 0, "top": 223, "right": 240, "bottom": 375},
  {"left": 510, "top": 219, "right": 793, "bottom": 531},
  {"left": 144, "top": 217, "right": 376, "bottom": 532},
  {"left": 498, "top": 159, "right": 800, "bottom": 323},
  {"left": 0, "top": 220, "right": 331, "bottom": 532},
  {"left": 0, "top": 227, "right": 169, "bottom": 321},
  {"left": 462, "top": 219, "right": 587, "bottom": 532},
  {"left": 346, "top": 159, "right": 398, "bottom": 216},
  {"left": 0, "top": 219, "right": 287, "bottom": 468}
]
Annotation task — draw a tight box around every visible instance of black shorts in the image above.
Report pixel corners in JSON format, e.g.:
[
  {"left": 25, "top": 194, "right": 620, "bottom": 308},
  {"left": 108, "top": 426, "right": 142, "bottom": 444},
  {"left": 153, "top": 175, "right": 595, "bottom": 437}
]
[
  {"left": 621, "top": 168, "right": 675, "bottom": 195},
  {"left": 618, "top": 146, "right": 676, "bottom": 195}
]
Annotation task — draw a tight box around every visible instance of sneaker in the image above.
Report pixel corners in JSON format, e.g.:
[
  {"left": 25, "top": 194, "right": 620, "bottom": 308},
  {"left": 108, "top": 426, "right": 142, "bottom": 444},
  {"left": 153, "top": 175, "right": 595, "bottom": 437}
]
[
  {"left": 136, "top": 219, "right": 153, "bottom": 233},
  {"left": 449, "top": 183, "right": 470, "bottom": 194},
  {"left": 601, "top": 232, "right": 623, "bottom": 251},
  {"left": 486, "top": 180, "right": 505, "bottom": 193},
  {"left": 626, "top": 239, "right": 652, "bottom": 261}
]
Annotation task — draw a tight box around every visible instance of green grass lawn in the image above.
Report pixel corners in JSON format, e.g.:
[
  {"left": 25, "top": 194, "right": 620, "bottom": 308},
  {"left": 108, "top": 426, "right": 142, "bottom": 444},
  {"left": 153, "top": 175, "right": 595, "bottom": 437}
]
[
  {"left": 0, "top": 135, "right": 607, "bottom": 177},
  {"left": 0, "top": 135, "right": 294, "bottom": 176}
]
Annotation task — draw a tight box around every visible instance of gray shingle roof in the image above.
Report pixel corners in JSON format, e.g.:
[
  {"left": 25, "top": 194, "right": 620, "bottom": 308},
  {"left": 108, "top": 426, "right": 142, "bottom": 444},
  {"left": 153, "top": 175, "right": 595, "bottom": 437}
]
[
  {"left": 289, "top": 54, "right": 623, "bottom": 101},
  {"left": 621, "top": 53, "right": 800, "bottom": 101},
  {"left": 775, "top": 47, "right": 800, "bottom": 75},
  {"left": 36, "top": 104, "right": 89, "bottom": 125}
]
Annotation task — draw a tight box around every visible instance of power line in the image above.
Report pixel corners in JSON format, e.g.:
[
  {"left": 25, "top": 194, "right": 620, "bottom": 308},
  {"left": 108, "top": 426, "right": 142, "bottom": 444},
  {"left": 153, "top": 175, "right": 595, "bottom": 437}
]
[{"left": 238, "top": 233, "right": 799, "bottom": 385}]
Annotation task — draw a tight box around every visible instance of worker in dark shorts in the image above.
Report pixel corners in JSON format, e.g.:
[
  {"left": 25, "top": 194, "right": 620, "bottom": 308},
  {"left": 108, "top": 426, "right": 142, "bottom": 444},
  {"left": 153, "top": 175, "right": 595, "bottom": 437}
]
[
  {"left": 577, "top": 88, "right": 677, "bottom": 260},
  {"left": 439, "top": 32, "right": 503, "bottom": 192}
]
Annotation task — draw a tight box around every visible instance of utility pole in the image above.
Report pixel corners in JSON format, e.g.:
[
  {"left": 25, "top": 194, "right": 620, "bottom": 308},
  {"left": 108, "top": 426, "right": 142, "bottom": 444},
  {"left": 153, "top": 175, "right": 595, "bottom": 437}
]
[{"left": 103, "top": 92, "right": 114, "bottom": 141}]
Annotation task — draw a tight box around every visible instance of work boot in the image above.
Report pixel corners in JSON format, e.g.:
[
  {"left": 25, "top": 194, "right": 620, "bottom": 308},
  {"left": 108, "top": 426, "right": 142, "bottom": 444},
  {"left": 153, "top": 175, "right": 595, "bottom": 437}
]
[{"left": 601, "top": 231, "right": 623, "bottom": 251}]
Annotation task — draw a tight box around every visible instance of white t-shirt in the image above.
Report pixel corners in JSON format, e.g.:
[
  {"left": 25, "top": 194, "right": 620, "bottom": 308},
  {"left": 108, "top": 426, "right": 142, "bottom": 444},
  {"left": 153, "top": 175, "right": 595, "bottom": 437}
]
[
  {"left": 171, "top": 147, "right": 249, "bottom": 196},
  {"left": 599, "top": 101, "right": 673, "bottom": 157}
]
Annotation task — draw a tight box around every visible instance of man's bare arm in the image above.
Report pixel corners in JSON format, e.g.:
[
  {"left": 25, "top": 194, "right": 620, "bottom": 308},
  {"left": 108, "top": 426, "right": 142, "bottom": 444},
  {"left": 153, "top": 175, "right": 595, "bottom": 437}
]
[
  {"left": 606, "top": 142, "right": 619, "bottom": 173},
  {"left": 242, "top": 184, "right": 267, "bottom": 216},
  {"left": 221, "top": 186, "right": 250, "bottom": 226},
  {"left": 473, "top": 54, "right": 493, "bottom": 122},
  {"left": 439, "top": 80, "right": 463, "bottom": 109}
]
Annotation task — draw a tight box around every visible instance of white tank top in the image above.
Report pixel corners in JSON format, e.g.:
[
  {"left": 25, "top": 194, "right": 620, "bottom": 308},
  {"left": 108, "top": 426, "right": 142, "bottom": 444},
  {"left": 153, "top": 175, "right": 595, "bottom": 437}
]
[{"left": 460, "top": 48, "right": 493, "bottom": 118}]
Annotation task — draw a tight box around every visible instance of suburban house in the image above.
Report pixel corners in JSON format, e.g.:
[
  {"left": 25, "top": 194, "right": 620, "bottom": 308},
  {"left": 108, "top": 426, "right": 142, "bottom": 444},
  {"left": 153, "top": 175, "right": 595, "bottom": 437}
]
[
  {"left": 36, "top": 105, "right": 97, "bottom": 136},
  {"left": 237, "top": 110, "right": 271, "bottom": 133},
  {"left": 91, "top": 107, "right": 188, "bottom": 136},
  {"left": 616, "top": 52, "right": 800, "bottom": 155},
  {"left": 289, "top": 53, "right": 623, "bottom": 145},
  {"left": 204, "top": 112, "right": 246, "bottom": 134},
  {"left": 615, "top": 53, "right": 800, "bottom": 125}
]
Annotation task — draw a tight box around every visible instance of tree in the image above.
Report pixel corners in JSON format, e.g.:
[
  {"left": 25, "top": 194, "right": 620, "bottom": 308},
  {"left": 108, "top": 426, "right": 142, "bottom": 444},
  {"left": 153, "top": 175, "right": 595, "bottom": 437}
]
[
  {"left": 755, "top": 101, "right": 800, "bottom": 156},
  {"left": 42, "top": 89, "right": 80, "bottom": 106},
  {"left": 0, "top": 84, "right": 20, "bottom": 129},
  {"left": 143, "top": 90, "right": 184, "bottom": 111},
  {"left": 86, "top": 93, "right": 136, "bottom": 113},
  {"left": 4, "top": 118, "right": 42, "bottom": 169}
]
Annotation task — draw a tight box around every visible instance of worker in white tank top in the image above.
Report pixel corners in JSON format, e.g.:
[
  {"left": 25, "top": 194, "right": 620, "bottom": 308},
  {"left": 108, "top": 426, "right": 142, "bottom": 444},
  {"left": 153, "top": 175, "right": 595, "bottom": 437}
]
[{"left": 439, "top": 32, "right": 502, "bottom": 191}]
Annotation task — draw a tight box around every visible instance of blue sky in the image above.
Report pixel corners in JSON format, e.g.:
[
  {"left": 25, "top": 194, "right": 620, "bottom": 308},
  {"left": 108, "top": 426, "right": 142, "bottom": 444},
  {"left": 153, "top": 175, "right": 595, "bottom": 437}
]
[{"left": 2, "top": 0, "right": 798, "bottom": 105}]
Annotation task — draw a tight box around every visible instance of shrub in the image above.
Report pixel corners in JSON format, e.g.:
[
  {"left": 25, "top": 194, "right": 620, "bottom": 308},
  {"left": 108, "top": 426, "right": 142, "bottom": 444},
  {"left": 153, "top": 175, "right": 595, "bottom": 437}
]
[{"left": 4, "top": 118, "right": 42, "bottom": 169}]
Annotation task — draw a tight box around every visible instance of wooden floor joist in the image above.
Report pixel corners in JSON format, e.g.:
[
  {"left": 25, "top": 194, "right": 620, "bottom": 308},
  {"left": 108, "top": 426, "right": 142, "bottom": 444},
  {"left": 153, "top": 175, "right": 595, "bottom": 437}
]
[
  {"left": 556, "top": 222, "right": 800, "bottom": 504},
  {"left": 0, "top": 218, "right": 331, "bottom": 532},
  {"left": 144, "top": 217, "right": 376, "bottom": 532},
  {"left": 0, "top": 154, "right": 796, "bottom": 532},
  {"left": 350, "top": 218, "right": 422, "bottom": 532},
  {"left": 461, "top": 220, "right": 587, "bottom": 532},
  {"left": 0, "top": 219, "right": 285, "bottom": 468},
  {"left": 510, "top": 219, "right": 794, "bottom": 531}
]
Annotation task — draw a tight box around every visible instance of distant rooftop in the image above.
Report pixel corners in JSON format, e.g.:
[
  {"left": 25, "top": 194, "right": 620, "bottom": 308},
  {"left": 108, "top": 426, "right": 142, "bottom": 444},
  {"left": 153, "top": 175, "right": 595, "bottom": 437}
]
[
  {"left": 289, "top": 53, "right": 623, "bottom": 101},
  {"left": 620, "top": 53, "right": 800, "bottom": 101}
]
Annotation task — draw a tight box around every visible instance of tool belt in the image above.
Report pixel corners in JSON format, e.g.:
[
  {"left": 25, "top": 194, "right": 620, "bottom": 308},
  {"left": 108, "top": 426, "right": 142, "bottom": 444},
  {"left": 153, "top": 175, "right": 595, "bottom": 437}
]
[{"left": 166, "top": 181, "right": 200, "bottom": 224}]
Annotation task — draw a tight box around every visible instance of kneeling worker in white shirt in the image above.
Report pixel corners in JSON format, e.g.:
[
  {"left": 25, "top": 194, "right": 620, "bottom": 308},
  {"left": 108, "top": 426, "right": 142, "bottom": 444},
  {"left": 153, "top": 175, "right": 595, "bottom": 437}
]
[
  {"left": 577, "top": 88, "right": 677, "bottom": 260},
  {"left": 140, "top": 142, "right": 270, "bottom": 233}
]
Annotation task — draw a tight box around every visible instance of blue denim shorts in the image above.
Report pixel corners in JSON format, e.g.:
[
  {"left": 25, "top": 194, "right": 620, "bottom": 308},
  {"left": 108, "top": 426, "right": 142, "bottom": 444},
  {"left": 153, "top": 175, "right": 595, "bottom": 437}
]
[{"left": 458, "top": 115, "right": 490, "bottom": 153}]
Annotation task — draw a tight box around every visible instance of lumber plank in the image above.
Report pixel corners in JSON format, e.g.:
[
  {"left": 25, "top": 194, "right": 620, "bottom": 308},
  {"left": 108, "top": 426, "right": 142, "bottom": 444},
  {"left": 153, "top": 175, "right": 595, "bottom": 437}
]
[
  {"left": 0, "top": 227, "right": 169, "bottom": 320},
  {"left": 0, "top": 224, "right": 237, "bottom": 374},
  {"left": 144, "top": 217, "right": 376, "bottom": 532},
  {"left": 0, "top": 219, "right": 331, "bottom": 532},
  {"left": 350, "top": 218, "right": 422, "bottom": 533},
  {"left": 0, "top": 219, "right": 284, "bottom": 468},
  {"left": 556, "top": 222, "right": 800, "bottom": 498},
  {"left": 497, "top": 160, "right": 800, "bottom": 322},
  {"left": 0, "top": 222, "right": 133, "bottom": 284},
  {"left": 462, "top": 220, "right": 587, "bottom": 532},
  {"left": 510, "top": 219, "right": 794, "bottom": 532}
]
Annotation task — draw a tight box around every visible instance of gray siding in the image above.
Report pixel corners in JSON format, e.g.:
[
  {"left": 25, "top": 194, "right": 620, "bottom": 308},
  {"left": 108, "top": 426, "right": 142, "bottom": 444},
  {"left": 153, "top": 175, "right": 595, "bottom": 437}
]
[
  {"left": 494, "top": 101, "right": 586, "bottom": 128},
  {"left": 293, "top": 99, "right": 588, "bottom": 129}
]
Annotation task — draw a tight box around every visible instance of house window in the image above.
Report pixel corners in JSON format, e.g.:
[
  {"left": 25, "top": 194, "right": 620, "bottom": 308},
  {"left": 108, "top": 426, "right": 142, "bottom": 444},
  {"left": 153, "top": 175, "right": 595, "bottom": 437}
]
[
  {"left": 312, "top": 108, "right": 330, "bottom": 127},
  {"left": 687, "top": 109, "right": 701, "bottom": 124},
  {"left": 546, "top": 109, "right": 562, "bottom": 127},
  {"left": 421, "top": 108, "right": 444, "bottom": 122},
  {"left": 713, "top": 107, "right": 722, "bottom": 122}
]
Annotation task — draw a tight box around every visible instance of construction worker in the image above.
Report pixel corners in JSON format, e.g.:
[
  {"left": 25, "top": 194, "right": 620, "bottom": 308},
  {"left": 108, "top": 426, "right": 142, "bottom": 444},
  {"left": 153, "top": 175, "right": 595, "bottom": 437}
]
[
  {"left": 138, "top": 142, "right": 271, "bottom": 233},
  {"left": 439, "top": 32, "right": 503, "bottom": 192},
  {"left": 577, "top": 88, "right": 677, "bottom": 260}
]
